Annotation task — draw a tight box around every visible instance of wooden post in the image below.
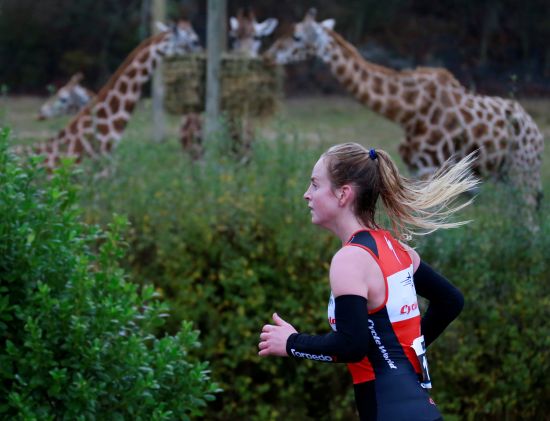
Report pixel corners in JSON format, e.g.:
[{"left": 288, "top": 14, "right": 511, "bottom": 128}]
[
  {"left": 204, "top": 0, "right": 226, "bottom": 140},
  {"left": 151, "top": 0, "right": 166, "bottom": 142}
]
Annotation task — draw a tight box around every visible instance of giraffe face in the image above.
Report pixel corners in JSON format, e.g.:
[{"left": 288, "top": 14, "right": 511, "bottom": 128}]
[
  {"left": 229, "top": 13, "right": 278, "bottom": 57},
  {"left": 264, "top": 11, "right": 335, "bottom": 64},
  {"left": 159, "top": 20, "right": 202, "bottom": 57},
  {"left": 37, "top": 73, "right": 94, "bottom": 120}
]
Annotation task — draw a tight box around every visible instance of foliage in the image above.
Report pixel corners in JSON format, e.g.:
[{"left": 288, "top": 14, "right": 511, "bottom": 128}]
[
  {"left": 0, "top": 0, "right": 143, "bottom": 92},
  {"left": 77, "top": 126, "right": 550, "bottom": 420},
  {"left": 417, "top": 186, "right": 550, "bottom": 420},
  {"left": 0, "top": 128, "right": 219, "bottom": 420},
  {"left": 1, "top": 0, "right": 550, "bottom": 94},
  {"left": 79, "top": 130, "right": 358, "bottom": 420}
]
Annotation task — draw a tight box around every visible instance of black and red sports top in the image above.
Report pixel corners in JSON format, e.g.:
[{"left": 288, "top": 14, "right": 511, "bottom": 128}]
[
  {"left": 287, "top": 228, "right": 462, "bottom": 420},
  {"left": 328, "top": 229, "right": 442, "bottom": 421},
  {"left": 328, "top": 229, "right": 429, "bottom": 385}
]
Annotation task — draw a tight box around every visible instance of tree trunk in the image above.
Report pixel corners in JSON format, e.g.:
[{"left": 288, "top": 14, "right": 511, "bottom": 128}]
[{"left": 204, "top": 0, "right": 226, "bottom": 141}]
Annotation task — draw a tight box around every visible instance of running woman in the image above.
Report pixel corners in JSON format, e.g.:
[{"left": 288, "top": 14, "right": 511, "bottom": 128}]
[{"left": 258, "top": 142, "right": 478, "bottom": 420}]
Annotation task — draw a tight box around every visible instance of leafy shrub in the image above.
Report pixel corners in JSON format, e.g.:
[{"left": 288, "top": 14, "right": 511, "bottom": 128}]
[
  {"left": 78, "top": 128, "right": 549, "bottom": 420},
  {"left": 79, "top": 131, "right": 358, "bottom": 420},
  {"left": 0, "top": 128, "right": 219, "bottom": 420},
  {"left": 417, "top": 186, "right": 550, "bottom": 420}
]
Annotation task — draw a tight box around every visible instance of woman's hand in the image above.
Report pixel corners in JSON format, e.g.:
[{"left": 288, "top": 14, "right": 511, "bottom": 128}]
[{"left": 258, "top": 313, "right": 298, "bottom": 357}]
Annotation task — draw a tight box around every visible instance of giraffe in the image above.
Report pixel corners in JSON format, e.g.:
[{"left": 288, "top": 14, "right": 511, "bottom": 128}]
[
  {"left": 15, "top": 20, "right": 201, "bottom": 170},
  {"left": 179, "top": 10, "right": 278, "bottom": 158},
  {"left": 37, "top": 73, "right": 95, "bottom": 120},
  {"left": 228, "top": 9, "right": 278, "bottom": 57},
  {"left": 264, "top": 9, "right": 544, "bottom": 209}
]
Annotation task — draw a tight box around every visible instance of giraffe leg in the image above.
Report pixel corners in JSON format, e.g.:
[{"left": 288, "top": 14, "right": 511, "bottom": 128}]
[
  {"left": 398, "top": 136, "right": 441, "bottom": 180},
  {"left": 240, "top": 117, "right": 255, "bottom": 162},
  {"left": 397, "top": 139, "right": 414, "bottom": 172},
  {"left": 227, "top": 115, "right": 254, "bottom": 163},
  {"left": 179, "top": 112, "right": 203, "bottom": 160},
  {"left": 503, "top": 152, "right": 542, "bottom": 231},
  {"left": 90, "top": 152, "right": 118, "bottom": 180}
]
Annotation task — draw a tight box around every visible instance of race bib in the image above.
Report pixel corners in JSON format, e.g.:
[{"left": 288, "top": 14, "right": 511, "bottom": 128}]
[{"left": 412, "top": 335, "right": 432, "bottom": 389}]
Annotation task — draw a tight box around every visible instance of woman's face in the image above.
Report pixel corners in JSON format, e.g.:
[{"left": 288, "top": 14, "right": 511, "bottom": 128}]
[{"left": 303, "top": 157, "right": 341, "bottom": 228}]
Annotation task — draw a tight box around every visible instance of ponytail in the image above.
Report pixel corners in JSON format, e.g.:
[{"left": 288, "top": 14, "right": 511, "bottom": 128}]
[{"left": 323, "top": 143, "right": 479, "bottom": 240}]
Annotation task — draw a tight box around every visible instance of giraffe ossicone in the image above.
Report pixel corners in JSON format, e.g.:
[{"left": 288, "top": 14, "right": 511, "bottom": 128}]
[{"left": 264, "top": 9, "right": 544, "bottom": 209}]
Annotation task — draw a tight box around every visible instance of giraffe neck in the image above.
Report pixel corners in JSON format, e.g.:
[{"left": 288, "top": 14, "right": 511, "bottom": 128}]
[
  {"left": 318, "top": 29, "right": 418, "bottom": 126},
  {"left": 36, "top": 32, "right": 168, "bottom": 168}
]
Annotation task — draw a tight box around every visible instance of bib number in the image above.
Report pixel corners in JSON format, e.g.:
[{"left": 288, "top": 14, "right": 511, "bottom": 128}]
[{"left": 412, "top": 335, "right": 432, "bottom": 389}]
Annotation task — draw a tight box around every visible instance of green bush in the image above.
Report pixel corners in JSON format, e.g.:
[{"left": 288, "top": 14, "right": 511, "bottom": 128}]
[
  {"left": 417, "top": 186, "right": 550, "bottom": 420},
  {"left": 0, "top": 128, "right": 219, "bottom": 420},
  {"left": 78, "top": 129, "right": 549, "bottom": 420},
  {"left": 79, "top": 131, "right": 358, "bottom": 420}
]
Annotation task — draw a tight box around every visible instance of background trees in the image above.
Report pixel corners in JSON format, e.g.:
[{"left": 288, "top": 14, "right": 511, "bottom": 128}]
[{"left": 1, "top": 0, "right": 548, "bottom": 96}]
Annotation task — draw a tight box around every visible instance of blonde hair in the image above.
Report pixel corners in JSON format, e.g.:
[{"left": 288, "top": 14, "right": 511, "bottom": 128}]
[{"left": 322, "top": 142, "right": 479, "bottom": 240}]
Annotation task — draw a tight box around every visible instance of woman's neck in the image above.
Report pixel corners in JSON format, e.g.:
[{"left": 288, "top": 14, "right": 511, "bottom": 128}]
[{"left": 329, "top": 217, "right": 369, "bottom": 246}]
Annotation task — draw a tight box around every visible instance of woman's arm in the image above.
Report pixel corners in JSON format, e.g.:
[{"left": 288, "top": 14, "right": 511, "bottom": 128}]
[
  {"left": 285, "top": 294, "right": 370, "bottom": 362},
  {"left": 413, "top": 260, "right": 465, "bottom": 347},
  {"left": 403, "top": 246, "right": 464, "bottom": 347},
  {"left": 258, "top": 247, "right": 372, "bottom": 362}
]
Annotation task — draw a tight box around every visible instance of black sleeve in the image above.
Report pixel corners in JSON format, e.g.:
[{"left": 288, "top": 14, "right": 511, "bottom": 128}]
[
  {"left": 286, "top": 295, "right": 370, "bottom": 363},
  {"left": 413, "top": 261, "right": 464, "bottom": 347}
]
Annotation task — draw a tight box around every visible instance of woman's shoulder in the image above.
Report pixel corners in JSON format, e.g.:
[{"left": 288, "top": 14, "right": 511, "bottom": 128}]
[
  {"left": 331, "top": 245, "right": 380, "bottom": 277},
  {"left": 330, "top": 246, "right": 374, "bottom": 298},
  {"left": 330, "top": 244, "right": 383, "bottom": 297}
]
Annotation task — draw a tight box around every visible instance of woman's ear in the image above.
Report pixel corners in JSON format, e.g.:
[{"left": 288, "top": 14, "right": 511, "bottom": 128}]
[{"left": 339, "top": 184, "right": 354, "bottom": 206}]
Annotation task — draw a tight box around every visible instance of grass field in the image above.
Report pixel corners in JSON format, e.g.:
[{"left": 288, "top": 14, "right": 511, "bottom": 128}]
[
  {"left": 1, "top": 93, "right": 549, "bottom": 197},
  {"left": 0, "top": 94, "right": 406, "bottom": 145}
]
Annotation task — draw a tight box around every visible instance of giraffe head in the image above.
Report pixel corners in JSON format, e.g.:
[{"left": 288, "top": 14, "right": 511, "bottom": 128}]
[
  {"left": 229, "top": 9, "right": 278, "bottom": 57},
  {"left": 156, "top": 19, "right": 202, "bottom": 57},
  {"left": 37, "top": 73, "right": 94, "bottom": 120},
  {"left": 264, "top": 8, "right": 335, "bottom": 64}
]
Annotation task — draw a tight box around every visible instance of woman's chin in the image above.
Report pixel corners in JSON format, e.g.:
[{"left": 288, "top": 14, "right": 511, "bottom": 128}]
[{"left": 311, "top": 216, "right": 322, "bottom": 226}]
